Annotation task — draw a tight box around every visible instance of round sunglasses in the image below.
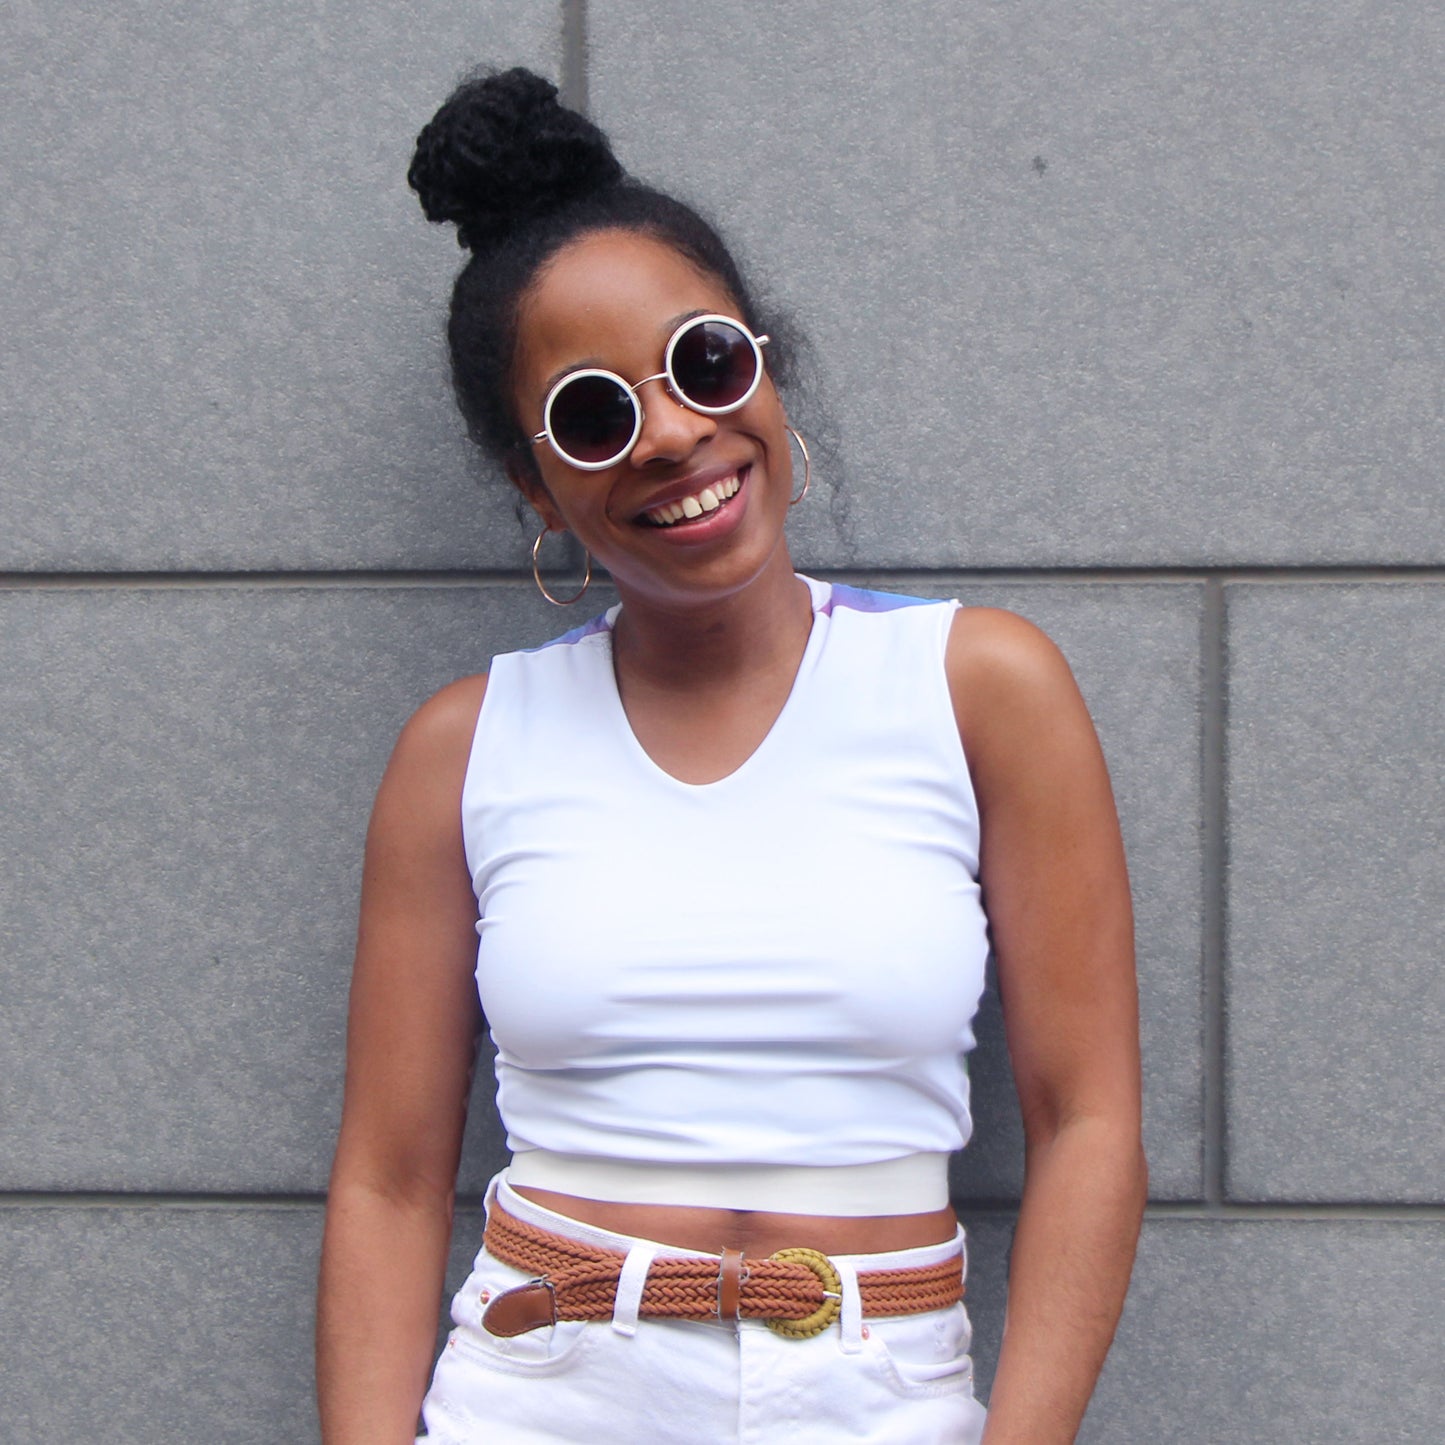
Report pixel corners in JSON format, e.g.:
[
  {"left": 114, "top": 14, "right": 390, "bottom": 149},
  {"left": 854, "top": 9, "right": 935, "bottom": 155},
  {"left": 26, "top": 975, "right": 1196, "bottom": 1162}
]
[{"left": 530, "top": 314, "right": 770, "bottom": 470}]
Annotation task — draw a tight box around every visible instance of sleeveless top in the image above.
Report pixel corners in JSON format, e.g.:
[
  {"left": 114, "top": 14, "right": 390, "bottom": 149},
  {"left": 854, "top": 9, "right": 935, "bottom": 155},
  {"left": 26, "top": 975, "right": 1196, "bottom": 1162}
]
[{"left": 461, "top": 576, "right": 991, "bottom": 1189}]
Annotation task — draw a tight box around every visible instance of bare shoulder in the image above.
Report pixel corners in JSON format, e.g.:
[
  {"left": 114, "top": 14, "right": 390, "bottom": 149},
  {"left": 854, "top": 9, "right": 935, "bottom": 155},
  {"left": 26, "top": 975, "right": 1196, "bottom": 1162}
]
[
  {"left": 394, "top": 672, "right": 489, "bottom": 759},
  {"left": 946, "top": 605, "right": 1083, "bottom": 726},
  {"left": 943, "top": 606, "right": 1106, "bottom": 811},
  {"left": 373, "top": 672, "right": 490, "bottom": 823}
]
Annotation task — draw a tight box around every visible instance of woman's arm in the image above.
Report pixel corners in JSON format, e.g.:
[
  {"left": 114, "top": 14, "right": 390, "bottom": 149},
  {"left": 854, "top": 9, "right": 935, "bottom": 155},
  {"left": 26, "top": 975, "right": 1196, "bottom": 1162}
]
[
  {"left": 317, "top": 675, "right": 489, "bottom": 1445},
  {"left": 948, "top": 610, "right": 1147, "bottom": 1445}
]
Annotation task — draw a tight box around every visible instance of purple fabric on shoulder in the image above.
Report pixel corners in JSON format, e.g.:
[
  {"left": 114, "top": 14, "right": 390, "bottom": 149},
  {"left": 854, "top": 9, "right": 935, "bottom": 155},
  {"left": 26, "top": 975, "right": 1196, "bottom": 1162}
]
[
  {"left": 821, "top": 583, "right": 935, "bottom": 616},
  {"left": 527, "top": 611, "right": 613, "bottom": 651}
]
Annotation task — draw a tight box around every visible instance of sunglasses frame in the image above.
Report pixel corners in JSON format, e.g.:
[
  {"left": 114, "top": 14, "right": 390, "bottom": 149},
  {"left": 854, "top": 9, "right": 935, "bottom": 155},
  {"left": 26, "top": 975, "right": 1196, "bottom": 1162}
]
[{"left": 531, "top": 314, "right": 770, "bottom": 471}]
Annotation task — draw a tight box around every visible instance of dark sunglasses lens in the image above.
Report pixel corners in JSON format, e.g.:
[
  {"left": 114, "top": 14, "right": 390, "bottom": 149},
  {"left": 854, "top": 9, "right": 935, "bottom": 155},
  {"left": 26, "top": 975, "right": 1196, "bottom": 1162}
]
[
  {"left": 670, "top": 320, "right": 758, "bottom": 409},
  {"left": 550, "top": 375, "right": 637, "bottom": 464}
]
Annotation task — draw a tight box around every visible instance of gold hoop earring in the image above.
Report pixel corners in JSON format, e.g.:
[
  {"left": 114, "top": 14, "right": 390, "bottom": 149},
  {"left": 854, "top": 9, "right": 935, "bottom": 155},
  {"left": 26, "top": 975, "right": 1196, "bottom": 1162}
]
[
  {"left": 786, "top": 426, "right": 811, "bottom": 506},
  {"left": 531, "top": 528, "right": 593, "bottom": 606}
]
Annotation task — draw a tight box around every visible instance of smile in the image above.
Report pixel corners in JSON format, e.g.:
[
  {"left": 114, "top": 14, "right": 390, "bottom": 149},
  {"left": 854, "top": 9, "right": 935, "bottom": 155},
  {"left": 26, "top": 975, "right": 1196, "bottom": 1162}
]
[{"left": 640, "top": 470, "right": 743, "bottom": 527}]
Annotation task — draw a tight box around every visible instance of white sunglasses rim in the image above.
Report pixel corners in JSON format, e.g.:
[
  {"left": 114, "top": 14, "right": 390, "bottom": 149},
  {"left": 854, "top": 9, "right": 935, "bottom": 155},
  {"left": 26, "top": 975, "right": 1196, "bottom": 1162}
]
[{"left": 531, "top": 314, "right": 770, "bottom": 471}]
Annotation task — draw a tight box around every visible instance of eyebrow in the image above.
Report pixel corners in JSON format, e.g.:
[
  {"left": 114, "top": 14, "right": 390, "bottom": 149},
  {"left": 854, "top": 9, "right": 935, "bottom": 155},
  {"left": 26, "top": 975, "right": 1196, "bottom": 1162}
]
[{"left": 539, "top": 309, "right": 712, "bottom": 397}]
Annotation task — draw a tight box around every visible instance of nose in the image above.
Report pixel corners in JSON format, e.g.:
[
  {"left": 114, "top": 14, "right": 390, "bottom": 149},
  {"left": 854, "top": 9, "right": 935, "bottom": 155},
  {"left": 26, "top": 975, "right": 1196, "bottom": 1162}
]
[{"left": 627, "top": 376, "right": 716, "bottom": 466}]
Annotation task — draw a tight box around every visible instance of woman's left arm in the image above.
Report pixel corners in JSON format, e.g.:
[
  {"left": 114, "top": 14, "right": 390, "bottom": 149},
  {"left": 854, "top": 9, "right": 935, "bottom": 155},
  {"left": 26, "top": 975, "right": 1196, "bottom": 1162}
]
[{"left": 947, "top": 608, "right": 1148, "bottom": 1445}]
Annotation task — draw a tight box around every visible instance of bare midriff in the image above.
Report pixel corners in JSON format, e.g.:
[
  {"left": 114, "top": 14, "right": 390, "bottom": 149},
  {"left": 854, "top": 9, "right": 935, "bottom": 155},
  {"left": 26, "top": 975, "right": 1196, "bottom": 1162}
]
[{"left": 510, "top": 1187, "right": 960, "bottom": 1256}]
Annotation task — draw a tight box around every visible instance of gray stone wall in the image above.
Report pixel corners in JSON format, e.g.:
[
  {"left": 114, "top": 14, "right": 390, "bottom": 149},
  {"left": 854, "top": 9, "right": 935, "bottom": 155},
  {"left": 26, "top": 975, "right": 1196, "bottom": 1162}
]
[{"left": 2, "top": 2, "right": 1440, "bottom": 1439}]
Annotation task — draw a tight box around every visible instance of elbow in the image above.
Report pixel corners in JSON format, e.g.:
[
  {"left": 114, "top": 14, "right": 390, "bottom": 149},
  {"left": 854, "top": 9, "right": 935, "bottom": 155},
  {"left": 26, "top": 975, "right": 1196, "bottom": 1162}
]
[
  {"left": 326, "top": 1122, "right": 463, "bottom": 1222},
  {"left": 328, "top": 1157, "right": 459, "bottom": 1220},
  {"left": 1022, "top": 1102, "right": 1149, "bottom": 1210}
]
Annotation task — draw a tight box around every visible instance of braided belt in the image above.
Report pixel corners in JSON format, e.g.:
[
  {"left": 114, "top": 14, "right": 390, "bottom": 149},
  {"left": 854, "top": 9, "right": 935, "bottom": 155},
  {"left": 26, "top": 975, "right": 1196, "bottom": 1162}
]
[{"left": 480, "top": 1203, "right": 963, "bottom": 1341}]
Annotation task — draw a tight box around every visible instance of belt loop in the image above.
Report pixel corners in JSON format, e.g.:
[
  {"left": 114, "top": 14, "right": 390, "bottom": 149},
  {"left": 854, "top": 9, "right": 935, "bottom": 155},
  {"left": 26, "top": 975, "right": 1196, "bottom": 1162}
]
[
  {"left": 834, "top": 1258, "right": 864, "bottom": 1353},
  {"left": 484, "top": 1169, "right": 505, "bottom": 1215},
  {"left": 716, "top": 1247, "right": 746, "bottom": 1324},
  {"left": 612, "top": 1243, "right": 658, "bottom": 1337}
]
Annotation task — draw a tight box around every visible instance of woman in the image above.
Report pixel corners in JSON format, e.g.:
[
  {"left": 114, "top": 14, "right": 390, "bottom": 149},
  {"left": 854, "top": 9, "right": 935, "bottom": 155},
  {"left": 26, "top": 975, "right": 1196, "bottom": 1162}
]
[{"left": 317, "top": 68, "right": 1145, "bottom": 1444}]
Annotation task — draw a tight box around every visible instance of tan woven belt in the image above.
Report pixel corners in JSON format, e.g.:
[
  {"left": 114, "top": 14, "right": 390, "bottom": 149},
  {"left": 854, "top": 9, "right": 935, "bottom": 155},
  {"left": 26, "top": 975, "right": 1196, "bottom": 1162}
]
[{"left": 480, "top": 1202, "right": 963, "bottom": 1341}]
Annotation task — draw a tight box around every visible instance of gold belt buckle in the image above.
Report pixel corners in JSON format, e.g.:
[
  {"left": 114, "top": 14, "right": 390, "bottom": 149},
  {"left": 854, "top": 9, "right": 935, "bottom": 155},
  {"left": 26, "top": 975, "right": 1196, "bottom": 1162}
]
[{"left": 764, "top": 1247, "right": 842, "bottom": 1339}]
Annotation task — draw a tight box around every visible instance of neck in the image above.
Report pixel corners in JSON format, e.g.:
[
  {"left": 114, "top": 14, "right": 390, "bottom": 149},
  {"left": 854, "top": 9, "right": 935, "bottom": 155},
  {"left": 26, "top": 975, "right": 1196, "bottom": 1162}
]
[{"left": 610, "top": 552, "right": 812, "bottom": 693}]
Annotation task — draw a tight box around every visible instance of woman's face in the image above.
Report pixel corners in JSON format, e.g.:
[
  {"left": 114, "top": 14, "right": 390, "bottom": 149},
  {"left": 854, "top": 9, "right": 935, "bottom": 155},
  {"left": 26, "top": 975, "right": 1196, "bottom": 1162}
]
[{"left": 509, "top": 229, "right": 795, "bottom": 611}]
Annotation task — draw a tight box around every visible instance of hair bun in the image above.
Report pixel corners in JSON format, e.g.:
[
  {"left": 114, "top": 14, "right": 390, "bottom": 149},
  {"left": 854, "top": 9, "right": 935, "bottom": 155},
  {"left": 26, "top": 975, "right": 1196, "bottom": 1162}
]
[{"left": 408, "top": 67, "right": 623, "bottom": 252}]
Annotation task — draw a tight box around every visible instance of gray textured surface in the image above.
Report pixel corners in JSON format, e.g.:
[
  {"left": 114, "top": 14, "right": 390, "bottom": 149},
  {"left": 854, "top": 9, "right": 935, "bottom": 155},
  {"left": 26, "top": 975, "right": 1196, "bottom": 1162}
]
[
  {"left": 1083, "top": 1218, "right": 1445, "bottom": 1442},
  {"left": 0, "top": 585, "right": 558, "bottom": 1191},
  {"left": 0, "top": 3, "right": 556, "bottom": 571},
  {"left": 1226, "top": 585, "right": 1445, "bottom": 1203},
  {"left": 591, "top": 3, "right": 1445, "bottom": 567},
  {"left": 0, "top": 1206, "right": 323, "bottom": 1443}
]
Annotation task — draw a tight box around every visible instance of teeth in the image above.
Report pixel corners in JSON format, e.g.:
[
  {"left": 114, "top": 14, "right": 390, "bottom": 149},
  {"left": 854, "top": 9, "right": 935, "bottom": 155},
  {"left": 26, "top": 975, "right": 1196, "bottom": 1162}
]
[{"left": 644, "top": 472, "right": 742, "bottom": 526}]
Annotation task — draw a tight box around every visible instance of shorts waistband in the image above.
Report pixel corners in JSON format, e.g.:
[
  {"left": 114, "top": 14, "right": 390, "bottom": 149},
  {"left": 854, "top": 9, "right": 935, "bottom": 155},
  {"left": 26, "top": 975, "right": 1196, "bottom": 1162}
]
[{"left": 482, "top": 1174, "right": 966, "bottom": 1340}]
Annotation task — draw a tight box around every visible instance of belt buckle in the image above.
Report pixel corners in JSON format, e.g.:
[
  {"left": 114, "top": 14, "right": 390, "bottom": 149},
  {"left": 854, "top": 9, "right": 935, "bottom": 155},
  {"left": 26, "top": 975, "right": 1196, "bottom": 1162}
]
[{"left": 764, "top": 1247, "right": 842, "bottom": 1339}]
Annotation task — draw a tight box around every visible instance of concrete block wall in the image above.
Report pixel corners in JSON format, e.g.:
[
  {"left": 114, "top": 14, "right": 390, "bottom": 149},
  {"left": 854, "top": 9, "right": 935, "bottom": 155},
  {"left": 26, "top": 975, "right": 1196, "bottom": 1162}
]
[{"left": 2, "top": 2, "right": 1440, "bottom": 1439}]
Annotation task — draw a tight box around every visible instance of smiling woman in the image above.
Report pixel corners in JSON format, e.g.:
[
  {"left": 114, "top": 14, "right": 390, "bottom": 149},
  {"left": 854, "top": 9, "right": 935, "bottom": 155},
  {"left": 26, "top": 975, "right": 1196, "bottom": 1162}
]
[
  {"left": 316, "top": 66, "right": 1146, "bottom": 1445},
  {"left": 508, "top": 231, "right": 798, "bottom": 614}
]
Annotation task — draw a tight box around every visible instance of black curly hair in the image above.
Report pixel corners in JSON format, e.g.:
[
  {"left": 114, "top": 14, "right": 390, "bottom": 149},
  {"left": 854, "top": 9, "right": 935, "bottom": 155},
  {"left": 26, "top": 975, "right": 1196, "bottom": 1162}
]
[{"left": 409, "top": 68, "right": 792, "bottom": 488}]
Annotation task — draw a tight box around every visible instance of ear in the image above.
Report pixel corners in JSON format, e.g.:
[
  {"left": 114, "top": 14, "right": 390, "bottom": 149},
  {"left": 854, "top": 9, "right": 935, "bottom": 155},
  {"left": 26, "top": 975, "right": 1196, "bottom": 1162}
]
[{"left": 505, "top": 456, "right": 565, "bottom": 534}]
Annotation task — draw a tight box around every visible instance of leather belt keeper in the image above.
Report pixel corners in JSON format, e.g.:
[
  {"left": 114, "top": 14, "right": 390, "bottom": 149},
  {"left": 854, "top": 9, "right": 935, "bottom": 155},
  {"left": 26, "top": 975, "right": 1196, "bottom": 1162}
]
[
  {"left": 717, "top": 1246, "right": 745, "bottom": 1322},
  {"left": 480, "top": 1202, "right": 963, "bottom": 1340}
]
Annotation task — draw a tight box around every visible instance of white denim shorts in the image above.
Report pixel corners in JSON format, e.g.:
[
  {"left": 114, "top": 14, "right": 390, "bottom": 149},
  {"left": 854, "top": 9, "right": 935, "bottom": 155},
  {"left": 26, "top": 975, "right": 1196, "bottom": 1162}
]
[{"left": 417, "top": 1174, "right": 987, "bottom": 1444}]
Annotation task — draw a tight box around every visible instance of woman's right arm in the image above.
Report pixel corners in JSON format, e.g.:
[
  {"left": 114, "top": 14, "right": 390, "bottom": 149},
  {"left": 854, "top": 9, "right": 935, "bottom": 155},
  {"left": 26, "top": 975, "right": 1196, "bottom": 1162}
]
[{"left": 317, "top": 675, "right": 489, "bottom": 1445}]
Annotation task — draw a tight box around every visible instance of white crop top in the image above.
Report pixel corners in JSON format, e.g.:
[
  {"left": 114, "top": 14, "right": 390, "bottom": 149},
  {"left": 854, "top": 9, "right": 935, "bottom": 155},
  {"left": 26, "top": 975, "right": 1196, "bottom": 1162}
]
[{"left": 461, "top": 576, "right": 991, "bottom": 1205}]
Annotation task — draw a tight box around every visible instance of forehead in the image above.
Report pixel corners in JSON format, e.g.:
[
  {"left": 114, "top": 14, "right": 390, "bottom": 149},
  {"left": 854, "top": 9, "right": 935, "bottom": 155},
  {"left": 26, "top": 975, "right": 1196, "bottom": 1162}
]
[{"left": 514, "top": 229, "right": 737, "bottom": 381}]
